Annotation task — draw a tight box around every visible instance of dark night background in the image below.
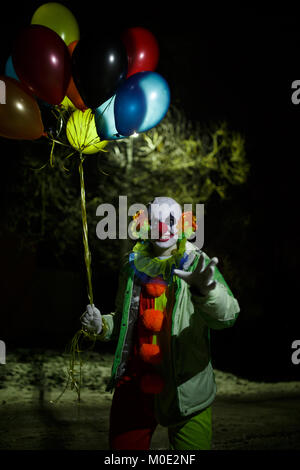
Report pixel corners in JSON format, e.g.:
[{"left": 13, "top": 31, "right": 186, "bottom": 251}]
[{"left": 0, "top": 2, "right": 300, "bottom": 385}]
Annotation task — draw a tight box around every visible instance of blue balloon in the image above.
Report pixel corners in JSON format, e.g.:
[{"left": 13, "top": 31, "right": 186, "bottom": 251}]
[
  {"left": 95, "top": 96, "right": 124, "bottom": 140},
  {"left": 5, "top": 56, "right": 19, "bottom": 81},
  {"left": 114, "top": 71, "right": 170, "bottom": 136},
  {"left": 114, "top": 77, "right": 147, "bottom": 136}
]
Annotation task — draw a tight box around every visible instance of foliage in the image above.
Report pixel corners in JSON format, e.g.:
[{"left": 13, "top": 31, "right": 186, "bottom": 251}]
[
  {"left": 93, "top": 106, "right": 249, "bottom": 222},
  {"left": 1, "top": 106, "right": 250, "bottom": 275}
]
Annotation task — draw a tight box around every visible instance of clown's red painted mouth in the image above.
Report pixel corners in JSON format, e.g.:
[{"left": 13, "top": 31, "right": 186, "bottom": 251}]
[{"left": 158, "top": 233, "right": 174, "bottom": 242}]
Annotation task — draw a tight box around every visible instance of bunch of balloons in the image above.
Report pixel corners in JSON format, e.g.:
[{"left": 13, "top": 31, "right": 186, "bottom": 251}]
[
  {"left": 92, "top": 27, "right": 170, "bottom": 140},
  {"left": 0, "top": 3, "right": 171, "bottom": 401},
  {"left": 0, "top": 2, "right": 78, "bottom": 141},
  {"left": 0, "top": 2, "right": 170, "bottom": 149}
]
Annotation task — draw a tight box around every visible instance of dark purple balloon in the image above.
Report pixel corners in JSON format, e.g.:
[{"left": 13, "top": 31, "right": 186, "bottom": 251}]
[{"left": 12, "top": 25, "right": 71, "bottom": 105}]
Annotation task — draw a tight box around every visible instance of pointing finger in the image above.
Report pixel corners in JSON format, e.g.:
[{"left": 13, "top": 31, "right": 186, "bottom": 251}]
[
  {"left": 174, "top": 269, "right": 192, "bottom": 281},
  {"left": 203, "top": 257, "right": 218, "bottom": 277},
  {"left": 194, "top": 253, "right": 205, "bottom": 274},
  {"left": 207, "top": 257, "right": 218, "bottom": 268},
  {"left": 206, "top": 280, "right": 216, "bottom": 292},
  {"left": 202, "top": 266, "right": 215, "bottom": 285}
]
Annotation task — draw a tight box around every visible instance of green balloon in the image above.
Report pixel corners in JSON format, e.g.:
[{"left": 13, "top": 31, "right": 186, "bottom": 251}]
[{"left": 31, "top": 2, "right": 80, "bottom": 46}]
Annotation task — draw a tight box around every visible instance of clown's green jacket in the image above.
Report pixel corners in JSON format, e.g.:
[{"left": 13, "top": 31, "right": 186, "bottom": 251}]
[{"left": 100, "top": 241, "right": 240, "bottom": 426}]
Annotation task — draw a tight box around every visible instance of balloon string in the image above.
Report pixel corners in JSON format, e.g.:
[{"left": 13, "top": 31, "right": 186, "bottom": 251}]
[
  {"left": 79, "top": 153, "right": 93, "bottom": 305},
  {"left": 52, "top": 155, "right": 94, "bottom": 405}
]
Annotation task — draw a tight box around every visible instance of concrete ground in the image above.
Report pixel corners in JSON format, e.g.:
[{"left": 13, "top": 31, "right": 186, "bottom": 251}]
[{"left": 1, "top": 350, "right": 300, "bottom": 450}]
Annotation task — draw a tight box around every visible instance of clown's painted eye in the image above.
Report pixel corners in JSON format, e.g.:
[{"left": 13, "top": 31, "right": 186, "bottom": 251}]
[{"left": 170, "top": 213, "right": 175, "bottom": 227}]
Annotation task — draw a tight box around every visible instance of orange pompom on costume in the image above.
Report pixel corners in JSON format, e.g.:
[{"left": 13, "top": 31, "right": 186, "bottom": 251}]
[
  {"left": 142, "top": 308, "right": 164, "bottom": 332},
  {"left": 123, "top": 277, "right": 168, "bottom": 394},
  {"left": 138, "top": 279, "right": 167, "bottom": 392}
]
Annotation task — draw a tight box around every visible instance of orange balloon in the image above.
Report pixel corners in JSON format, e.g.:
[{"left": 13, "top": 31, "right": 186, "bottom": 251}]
[
  {"left": 0, "top": 76, "right": 44, "bottom": 140},
  {"left": 66, "top": 41, "right": 87, "bottom": 111}
]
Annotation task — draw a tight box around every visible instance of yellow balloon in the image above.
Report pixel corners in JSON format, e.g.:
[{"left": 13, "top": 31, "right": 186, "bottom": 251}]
[
  {"left": 66, "top": 109, "right": 108, "bottom": 154},
  {"left": 60, "top": 95, "right": 76, "bottom": 111},
  {"left": 31, "top": 2, "right": 80, "bottom": 46}
]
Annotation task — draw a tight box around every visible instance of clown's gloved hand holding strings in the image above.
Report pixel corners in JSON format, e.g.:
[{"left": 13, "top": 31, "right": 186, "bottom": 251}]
[
  {"left": 81, "top": 304, "right": 103, "bottom": 335},
  {"left": 174, "top": 254, "right": 219, "bottom": 296}
]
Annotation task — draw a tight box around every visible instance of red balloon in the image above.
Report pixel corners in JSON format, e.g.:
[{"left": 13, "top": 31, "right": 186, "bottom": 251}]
[
  {"left": 0, "top": 76, "right": 44, "bottom": 140},
  {"left": 12, "top": 25, "right": 71, "bottom": 105},
  {"left": 121, "top": 27, "right": 159, "bottom": 78}
]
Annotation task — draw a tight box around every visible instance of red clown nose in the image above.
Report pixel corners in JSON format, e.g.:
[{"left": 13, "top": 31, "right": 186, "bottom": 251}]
[{"left": 158, "top": 221, "right": 168, "bottom": 236}]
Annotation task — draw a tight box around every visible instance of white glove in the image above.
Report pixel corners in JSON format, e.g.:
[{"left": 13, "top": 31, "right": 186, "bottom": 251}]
[
  {"left": 80, "top": 304, "right": 102, "bottom": 335},
  {"left": 174, "top": 253, "right": 218, "bottom": 296}
]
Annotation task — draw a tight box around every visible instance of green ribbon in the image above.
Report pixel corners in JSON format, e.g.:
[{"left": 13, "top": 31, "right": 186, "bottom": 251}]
[{"left": 78, "top": 153, "right": 93, "bottom": 305}]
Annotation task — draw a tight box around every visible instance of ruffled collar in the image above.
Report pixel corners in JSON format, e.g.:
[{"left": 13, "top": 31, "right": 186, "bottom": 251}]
[{"left": 129, "top": 237, "right": 188, "bottom": 284}]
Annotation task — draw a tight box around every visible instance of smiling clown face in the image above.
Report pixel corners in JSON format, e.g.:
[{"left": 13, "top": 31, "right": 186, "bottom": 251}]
[{"left": 148, "top": 197, "right": 182, "bottom": 250}]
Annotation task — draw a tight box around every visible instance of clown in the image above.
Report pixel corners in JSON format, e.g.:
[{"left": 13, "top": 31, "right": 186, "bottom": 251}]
[{"left": 81, "top": 196, "right": 240, "bottom": 450}]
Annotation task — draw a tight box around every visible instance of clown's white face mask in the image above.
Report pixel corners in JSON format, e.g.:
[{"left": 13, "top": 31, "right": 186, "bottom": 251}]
[{"left": 148, "top": 197, "right": 182, "bottom": 250}]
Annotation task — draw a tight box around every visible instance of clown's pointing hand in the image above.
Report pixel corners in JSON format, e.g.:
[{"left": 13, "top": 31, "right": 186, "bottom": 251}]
[{"left": 174, "top": 254, "right": 219, "bottom": 296}]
